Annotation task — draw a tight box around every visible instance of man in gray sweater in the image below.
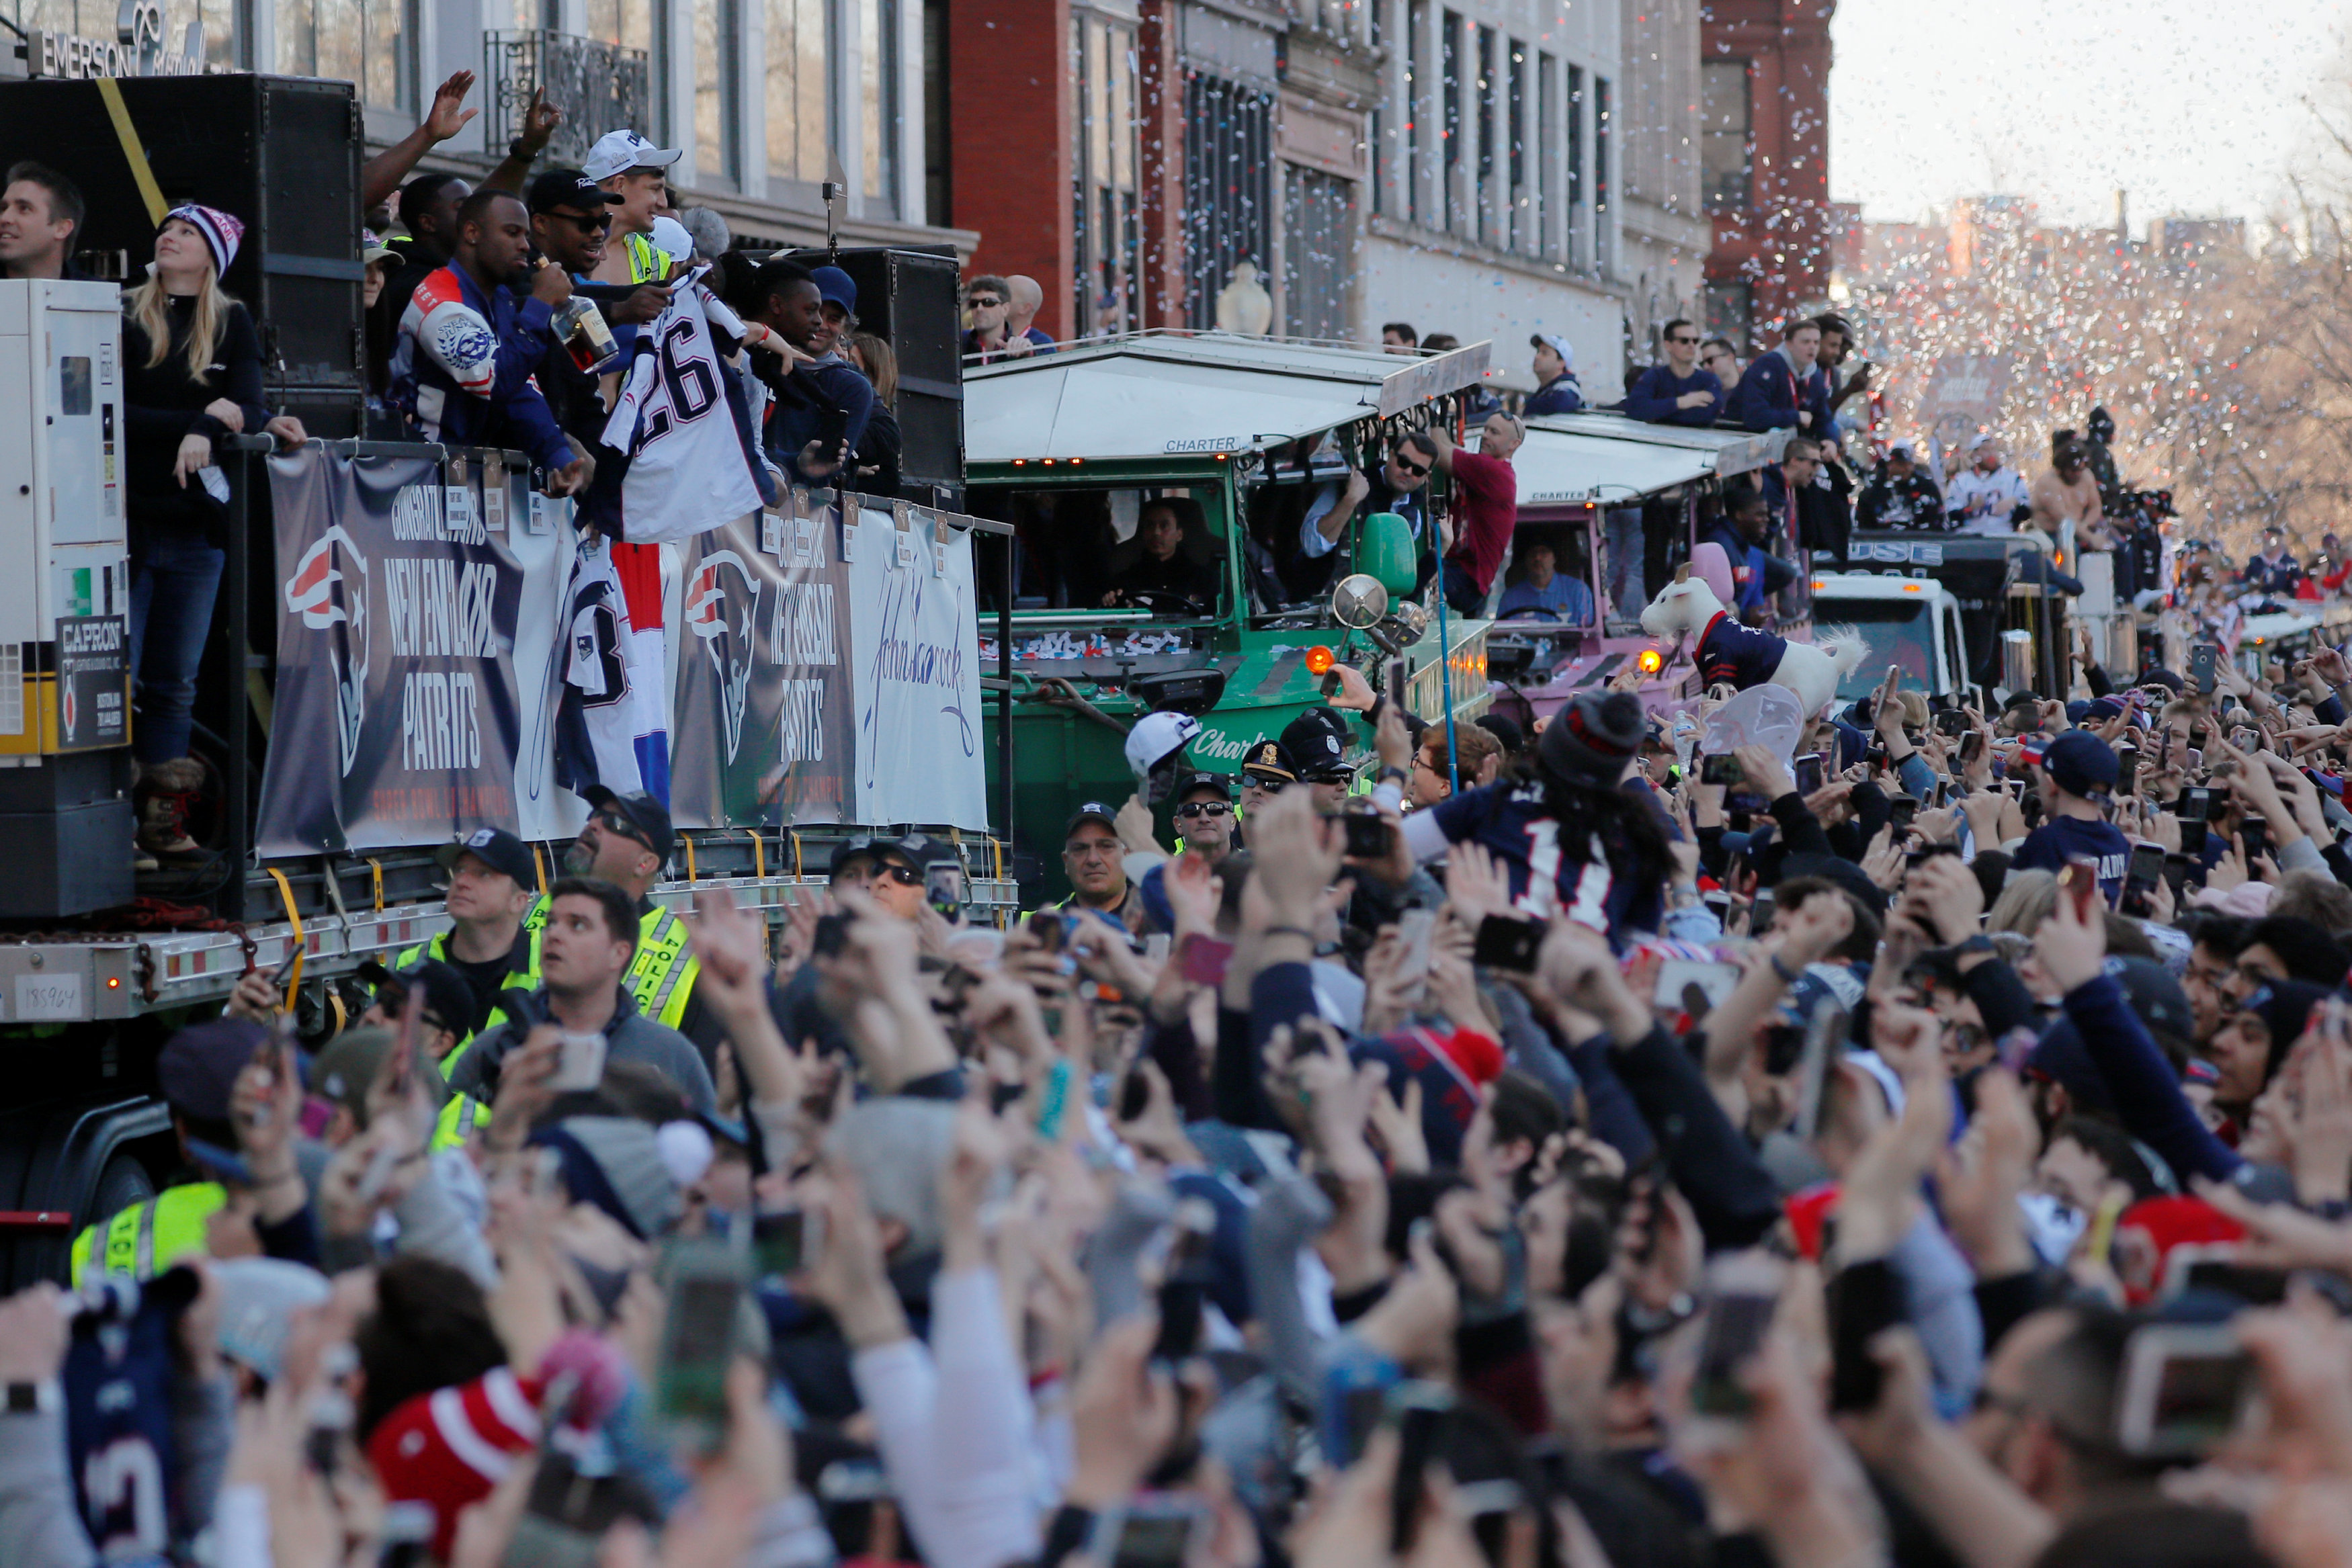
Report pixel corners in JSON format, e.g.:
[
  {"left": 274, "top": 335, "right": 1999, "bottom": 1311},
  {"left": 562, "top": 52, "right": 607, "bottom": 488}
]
[{"left": 447, "top": 875, "right": 716, "bottom": 1116}]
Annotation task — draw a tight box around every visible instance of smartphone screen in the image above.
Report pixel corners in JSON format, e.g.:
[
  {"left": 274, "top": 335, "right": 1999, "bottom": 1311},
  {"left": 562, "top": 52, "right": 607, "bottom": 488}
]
[
  {"left": 1691, "top": 1292, "right": 1777, "bottom": 1418},
  {"left": 2128, "top": 842, "right": 2165, "bottom": 892},
  {"left": 1699, "top": 752, "right": 1742, "bottom": 786},
  {"left": 1394, "top": 908, "right": 1438, "bottom": 994},
  {"left": 2117, "top": 747, "right": 2140, "bottom": 793},
  {"left": 657, "top": 1245, "right": 746, "bottom": 1434},
  {"left": 1960, "top": 730, "right": 1985, "bottom": 765},
  {"left": 1792, "top": 752, "right": 1824, "bottom": 796},
  {"left": 2240, "top": 817, "right": 2268, "bottom": 863},
  {"left": 1343, "top": 813, "right": 1394, "bottom": 859}
]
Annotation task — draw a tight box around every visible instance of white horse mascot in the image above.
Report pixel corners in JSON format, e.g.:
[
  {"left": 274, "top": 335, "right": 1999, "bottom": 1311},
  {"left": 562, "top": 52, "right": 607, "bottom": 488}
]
[{"left": 1638, "top": 552, "right": 1866, "bottom": 720}]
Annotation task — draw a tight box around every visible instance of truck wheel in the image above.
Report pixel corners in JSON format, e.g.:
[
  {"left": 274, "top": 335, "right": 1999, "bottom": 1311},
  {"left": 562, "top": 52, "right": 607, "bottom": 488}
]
[{"left": 87, "top": 1153, "right": 155, "bottom": 1231}]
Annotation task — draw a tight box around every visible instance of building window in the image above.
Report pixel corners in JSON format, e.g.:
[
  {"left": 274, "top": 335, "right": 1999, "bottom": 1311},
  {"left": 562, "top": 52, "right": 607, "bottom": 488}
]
[
  {"left": 1595, "top": 74, "right": 1611, "bottom": 272},
  {"left": 1181, "top": 71, "right": 1272, "bottom": 330},
  {"left": 1700, "top": 58, "right": 1750, "bottom": 214},
  {"left": 765, "top": 0, "right": 827, "bottom": 188},
  {"left": 1536, "top": 52, "right": 1556, "bottom": 259},
  {"left": 1704, "top": 281, "right": 1751, "bottom": 347},
  {"left": 586, "top": 0, "right": 663, "bottom": 136},
  {"left": 1282, "top": 165, "right": 1351, "bottom": 339},
  {"left": 1439, "top": 9, "right": 1459, "bottom": 231},
  {"left": 1507, "top": 38, "right": 1526, "bottom": 254},
  {"left": 276, "top": 0, "right": 415, "bottom": 111},
  {"left": 1566, "top": 63, "right": 1583, "bottom": 267},
  {"left": 923, "top": 0, "right": 949, "bottom": 224},
  {"left": 693, "top": 0, "right": 739, "bottom": 187},
  {"left": 1405, "top": 0, "right": 1429, "bottom": 224},
  {"left": 1474, "top": 25, "right": 1493, "bottom": 245},
  {"left": 859, "top": 0, "right": 897, "bottom": 207},
  {"left": 1073, "top": 9, "right": 1140, "bottom": 337}
]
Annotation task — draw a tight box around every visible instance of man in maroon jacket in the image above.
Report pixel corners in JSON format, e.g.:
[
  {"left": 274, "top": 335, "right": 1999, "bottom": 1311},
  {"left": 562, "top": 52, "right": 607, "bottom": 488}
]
[{"left": 1429, "top": 412, "right": 1524, "bottom": 615}]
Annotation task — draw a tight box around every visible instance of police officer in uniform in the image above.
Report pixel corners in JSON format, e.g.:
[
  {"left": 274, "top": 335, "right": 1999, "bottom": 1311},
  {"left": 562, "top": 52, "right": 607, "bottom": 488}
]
[
  {"left": 358, "top": 957, "right": 492, "bottom": 1151},
  {"left": 1236, "top": 740, "right": 1296, "bottom": 829},
  {"left": 399, "top": 828, "right": 542, "bottom": 1043},
  {"left": 544, "top": 787, "right": 721, "bottom": 1063},
  {"left": 1054, "top": 802, "right": 1145, "bottom": 934},
  {"left": 70, "top": 1020, "right": 270, "bottom": 1284}
]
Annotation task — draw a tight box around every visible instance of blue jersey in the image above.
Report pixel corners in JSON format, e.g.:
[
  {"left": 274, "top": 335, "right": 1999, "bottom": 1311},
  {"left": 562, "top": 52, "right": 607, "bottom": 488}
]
[
  {"left": 63, "top": 1272, "right": 192, "bottom": 1567},
  {"left": 2011, "top": 816, "right": 2133, "bottom": 904},
  {"left": 1429, "top": 780, "right": 1667, "bottom": 947},
  {"left": 1695, "top": 611, "right": 1787, "bottom": 690}
]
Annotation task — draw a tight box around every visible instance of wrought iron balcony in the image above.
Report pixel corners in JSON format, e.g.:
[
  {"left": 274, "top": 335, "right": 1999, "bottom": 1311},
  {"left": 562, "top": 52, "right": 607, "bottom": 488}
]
[{"left": 482, "top": 29, "right": 652, "bottom": 168}]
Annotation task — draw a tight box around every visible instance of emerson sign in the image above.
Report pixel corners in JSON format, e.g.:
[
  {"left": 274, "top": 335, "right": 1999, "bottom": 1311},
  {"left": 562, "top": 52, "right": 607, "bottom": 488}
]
[{"left": 17, "top": 0, "right": 209, "bottom": 80}]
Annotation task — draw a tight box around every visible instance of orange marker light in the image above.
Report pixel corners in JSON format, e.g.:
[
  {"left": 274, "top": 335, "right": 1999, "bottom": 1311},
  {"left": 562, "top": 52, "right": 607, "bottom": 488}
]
[
  {"left": 1305, "top": 646, "right": 1337, "bottom": 676},
  {"left": 1637, "top": 648, "right": 1664, "bottom": 675}
]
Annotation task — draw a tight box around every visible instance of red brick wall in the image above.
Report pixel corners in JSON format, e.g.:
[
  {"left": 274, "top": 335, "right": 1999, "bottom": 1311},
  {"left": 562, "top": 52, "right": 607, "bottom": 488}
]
[
  {"left": 1703, "top": 0, "right": 1836, "bottom": 345},
  {"left": 948, "top": 0, "right": 1077, "bottom": 340},
  {"left": 1135, "top": 0, "right": 1186, "bottom": 329}
]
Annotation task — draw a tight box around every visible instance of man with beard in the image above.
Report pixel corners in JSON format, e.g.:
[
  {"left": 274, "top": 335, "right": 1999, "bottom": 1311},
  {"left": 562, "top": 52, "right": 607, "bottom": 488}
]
[
  {"left": 389, "top": 188, "right": 585, "bottom": 494},
  {"left": 546, "top": 786, "right": 723, "bottom": 1060}
]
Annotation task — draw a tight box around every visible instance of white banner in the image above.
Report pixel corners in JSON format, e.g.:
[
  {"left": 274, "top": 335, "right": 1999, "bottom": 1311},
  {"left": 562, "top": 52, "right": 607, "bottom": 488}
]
[{"left": 846, "top": 505, "right": 990, "bottom": 830}]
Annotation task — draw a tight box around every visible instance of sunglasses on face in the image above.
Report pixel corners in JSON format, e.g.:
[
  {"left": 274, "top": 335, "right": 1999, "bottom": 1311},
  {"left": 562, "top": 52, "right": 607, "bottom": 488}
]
[
  {"left": 1243, "top": 775, "right": 1288, "bottom": 793},
  {"left": 594, "top": 809, "right": 657, "bottom": 851},
  {"left": 1175, "top": 800, "right": 1233, "bottom": 819},
  {"left": 1667, "top": 334, "right": 1699, "bottom": 345},
  {"left": 878, "top": 861, "right": 923, "bottom": 885},
  {"left": 553, "top": 211, "right": 612, "bottom": 232},
  {"left": 969, "top": 295, "right": 1005, "bottom": 308},
  {"left": 1394, "top": 458, "right": 1429, "bottom": 477}
]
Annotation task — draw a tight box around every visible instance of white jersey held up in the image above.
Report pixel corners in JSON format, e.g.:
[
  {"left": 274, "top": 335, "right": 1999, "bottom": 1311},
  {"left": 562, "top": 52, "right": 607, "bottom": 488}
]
[{"left": 589, "top": 263, "right": 774, "bottom": 544}]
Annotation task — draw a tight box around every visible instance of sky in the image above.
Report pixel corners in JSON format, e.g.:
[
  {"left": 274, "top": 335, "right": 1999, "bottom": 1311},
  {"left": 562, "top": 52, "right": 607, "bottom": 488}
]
[{"left": 1829, "top": 0, "right": 2351, "bottom": 234}]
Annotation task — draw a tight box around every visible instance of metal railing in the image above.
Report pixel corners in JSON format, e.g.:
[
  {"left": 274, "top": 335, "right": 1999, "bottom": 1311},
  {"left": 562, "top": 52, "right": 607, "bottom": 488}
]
[{"left": 482, "top": 29, "right": 652, "bottom": 168}]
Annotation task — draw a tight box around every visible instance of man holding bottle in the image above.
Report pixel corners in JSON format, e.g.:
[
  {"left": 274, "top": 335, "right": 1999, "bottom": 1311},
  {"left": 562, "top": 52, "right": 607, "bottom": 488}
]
[{"left": 524, "top": 167, "right": 674, "bottom": 445}]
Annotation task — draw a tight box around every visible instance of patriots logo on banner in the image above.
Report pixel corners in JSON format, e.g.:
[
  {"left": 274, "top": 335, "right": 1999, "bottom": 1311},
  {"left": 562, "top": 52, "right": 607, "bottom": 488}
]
[
  {"left": 283, "top": 525, "right": 371, "bottom": 777},
  {"left": 685, "top": 550, "right": 761, "bottom": 765}
]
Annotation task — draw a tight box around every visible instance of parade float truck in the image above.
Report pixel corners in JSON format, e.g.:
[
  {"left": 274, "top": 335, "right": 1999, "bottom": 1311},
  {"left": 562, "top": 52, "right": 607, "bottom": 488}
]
[{"left": 962, "top": 331, "right": 1501, "bottom": 900}]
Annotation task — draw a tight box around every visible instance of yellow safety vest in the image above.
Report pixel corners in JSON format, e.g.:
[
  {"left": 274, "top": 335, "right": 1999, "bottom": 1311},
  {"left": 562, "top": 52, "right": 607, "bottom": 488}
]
[
  {"left": 523, "top": 896, "right": 699, "bottom": 1031},
  {"left": 622, "top": 230, "right": 671, "bottom": 285},
  {"left": 394, "top": 928, "right": 542, "bottom": 1045},
  {"left": 70, "top": 1182, "right": 227, "bottom": 1287}
]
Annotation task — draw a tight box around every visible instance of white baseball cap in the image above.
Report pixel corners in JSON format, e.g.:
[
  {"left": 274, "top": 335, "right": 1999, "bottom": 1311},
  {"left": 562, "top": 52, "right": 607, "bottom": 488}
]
[
  {"left": 584, "top": 130, "right": 683, "bottom": 182},
  {"left": 648, "top": 215, "right": 696, "bottom": 269},
  {"left": 1529, "top": 331, "right": 1575, "bottom": 370}
]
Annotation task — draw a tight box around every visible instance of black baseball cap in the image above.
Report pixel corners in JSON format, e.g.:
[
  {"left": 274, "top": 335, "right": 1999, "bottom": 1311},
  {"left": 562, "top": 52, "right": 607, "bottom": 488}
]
[
  {"left": 527, "top": 167, "right": 625, "bottom": 214},
  {"left": 582, "top": 786, "right": 673, "bottom": 863},
  {"left": 1065, "top": 802, "right": 1120, "bottom": 838},
  {"left": 1171, "top": 771, "right": 1233, "bottom": 802},
  {"left": 355, "top": 957, "right": 475, "bottom": 1041},
  {"left": 1280, "top": 710, "right": 1353, "bottom": 782},
  {"left": 880, "top": 832, "right": 955, "bottom": 871},
  {"left": 437, "top": 826, "right": 536, "bottom": 889},
  {"left": 827, "top": 834, "right": 877, "bottom": 881}
]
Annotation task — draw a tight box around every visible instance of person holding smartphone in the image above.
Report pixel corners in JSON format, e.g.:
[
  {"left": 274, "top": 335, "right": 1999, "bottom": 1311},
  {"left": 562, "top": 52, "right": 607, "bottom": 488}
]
[{"left": 2009, "top": 731, "right": 2132, "bottom": 905}]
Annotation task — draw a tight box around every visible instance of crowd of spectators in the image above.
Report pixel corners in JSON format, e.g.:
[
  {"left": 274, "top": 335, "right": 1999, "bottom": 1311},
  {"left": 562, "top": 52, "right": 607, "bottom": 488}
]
[{"left": 34, "top": 597, "right": 2352, "bottom": 1568}]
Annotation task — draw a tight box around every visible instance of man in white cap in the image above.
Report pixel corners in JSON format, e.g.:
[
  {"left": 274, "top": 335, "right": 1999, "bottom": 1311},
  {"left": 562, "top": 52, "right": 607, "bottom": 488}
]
[
  {"left": 1524, "top": 332, "right": 1583, "bottom": 415},
  {"left": 583, "top": 129, "right": 681, "bottom": 290},
  {"left": 1945, "top": 433, "right": 2029, "bottom": 536}
]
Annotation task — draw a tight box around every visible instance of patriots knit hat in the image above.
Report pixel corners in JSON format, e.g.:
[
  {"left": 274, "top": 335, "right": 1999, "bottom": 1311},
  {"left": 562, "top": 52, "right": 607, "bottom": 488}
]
[
  {"left": 161, "top": 204, "right": 243, "bottom": 277},
  {"left": 1538, "top": 691, "right": 1644, "bottom": 790},
  {"left": 528, "top": 1115, "right": 683, "bottom": 1239}
]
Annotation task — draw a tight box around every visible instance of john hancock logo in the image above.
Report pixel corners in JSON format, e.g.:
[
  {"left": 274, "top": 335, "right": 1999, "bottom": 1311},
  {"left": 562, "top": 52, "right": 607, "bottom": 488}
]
[
  {"left": 686, "top": 550, "right": 761, "bottom": 764},
  {"left": 284, "top": 525, "right": 371, "bottom": 777}
]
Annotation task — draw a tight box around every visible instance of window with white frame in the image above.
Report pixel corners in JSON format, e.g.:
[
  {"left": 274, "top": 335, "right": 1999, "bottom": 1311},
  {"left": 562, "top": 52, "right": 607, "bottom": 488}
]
[
  {"left": 277, "top": 0, "right": 415, "bottom": 112},
  {"left": 694, "top": 0, "right": 740, "bottom": 187}
]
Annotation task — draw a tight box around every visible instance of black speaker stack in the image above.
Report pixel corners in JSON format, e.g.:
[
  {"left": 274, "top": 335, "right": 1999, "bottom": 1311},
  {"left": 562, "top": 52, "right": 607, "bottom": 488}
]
[
  {"left": 0, "top": 74, "right": 364, "bottom": 431},
  {"left": 787, "top": 246, "right": 964, "bottom": 502}
]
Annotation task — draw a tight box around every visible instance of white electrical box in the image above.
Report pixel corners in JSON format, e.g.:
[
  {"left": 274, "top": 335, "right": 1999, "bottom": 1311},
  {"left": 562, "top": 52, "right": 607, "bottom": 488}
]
[{"left": 0, "top": 279, "right": 130, "bottom": 755}]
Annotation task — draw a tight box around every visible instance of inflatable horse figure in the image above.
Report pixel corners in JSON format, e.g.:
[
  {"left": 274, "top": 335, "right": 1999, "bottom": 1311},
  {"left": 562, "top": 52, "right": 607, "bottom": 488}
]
[{"left": 1639, "top": 557, "right": 1866, "bottom": 720}]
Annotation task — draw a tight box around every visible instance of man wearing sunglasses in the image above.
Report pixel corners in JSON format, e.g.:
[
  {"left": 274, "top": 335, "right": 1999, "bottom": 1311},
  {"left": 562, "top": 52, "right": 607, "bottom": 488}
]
[
  {"left": 524, "top": 167, "right": 671, "bottom": 442},
  {"left": 548, "top": 787, "right": 721, "bottom": 1061},
  {"left": 1134, "top": 773, "right": 1240, "bottom": 936},
  {"left": 1290, "top": 431, "right": 1439, "bottom": 601},
  {"left": 1623, "top": 317, "right": 1726, "bottom": 429},
  {"left": 1238, "top": 740, "right": 1296, "bottom": 822}
]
